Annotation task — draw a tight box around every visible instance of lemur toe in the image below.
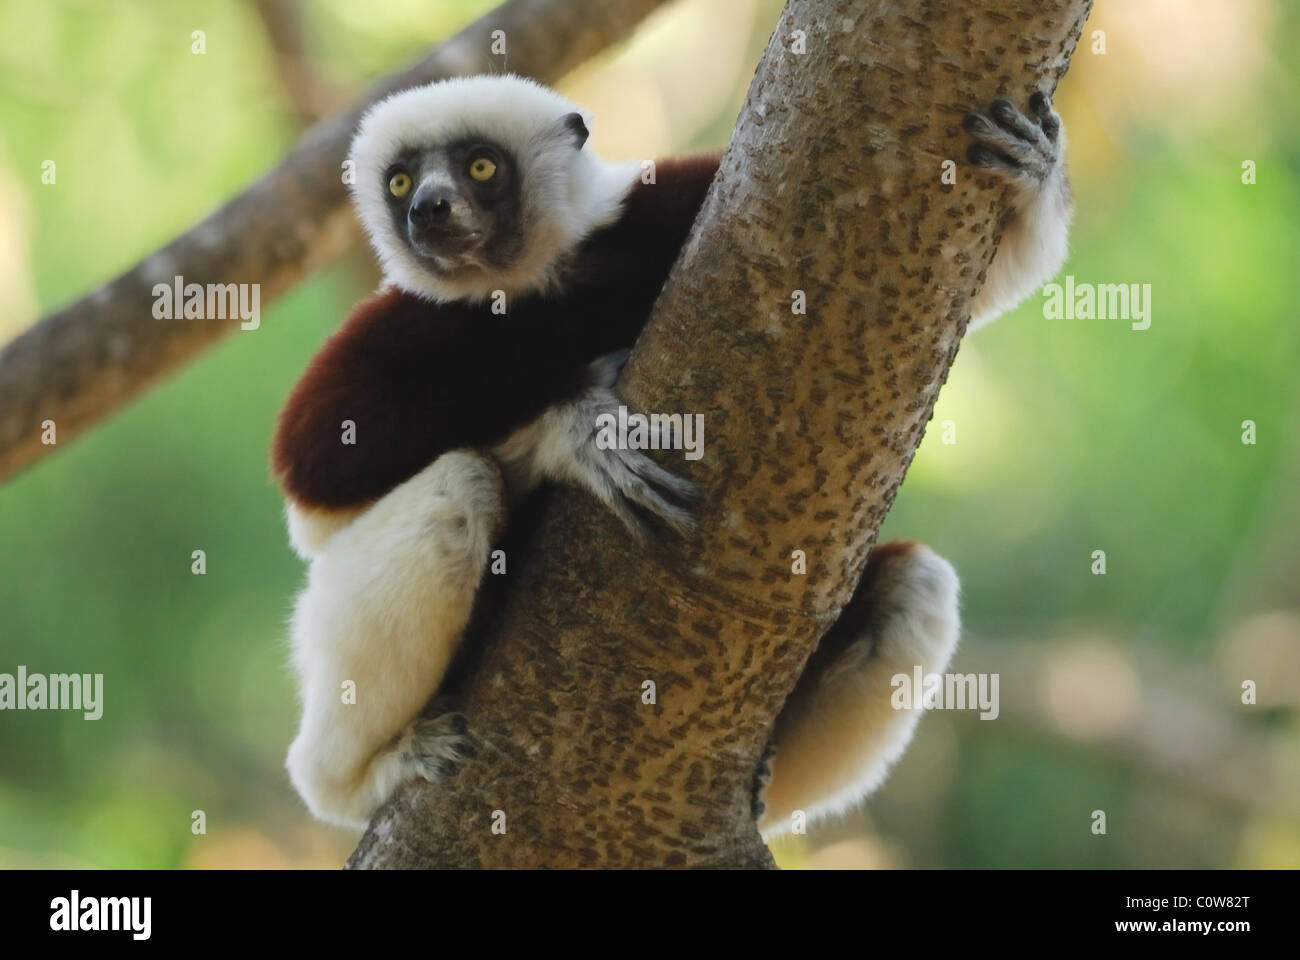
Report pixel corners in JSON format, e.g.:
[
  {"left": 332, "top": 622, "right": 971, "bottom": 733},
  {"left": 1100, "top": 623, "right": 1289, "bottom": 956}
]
[{"left": 404, "top": 713, "right": 476, "bottom": 782}]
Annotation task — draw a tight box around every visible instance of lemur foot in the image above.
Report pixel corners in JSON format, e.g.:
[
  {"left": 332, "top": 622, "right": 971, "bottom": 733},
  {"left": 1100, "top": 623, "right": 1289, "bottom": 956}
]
[
  {"left": 964, "top": 91, "right": 1063, "bottom": 186},
  {"left": 554, "top": 386, "right": 699, "bottom": 542},
  {"left": 400, "top": 712, "right": 476, "bottom": 782}
]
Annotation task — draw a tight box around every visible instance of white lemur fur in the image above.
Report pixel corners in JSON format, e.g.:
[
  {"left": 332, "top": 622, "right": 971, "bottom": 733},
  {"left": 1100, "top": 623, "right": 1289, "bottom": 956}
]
[{"left": 278, "top": 76, "right": 1072, "bottom": 833}]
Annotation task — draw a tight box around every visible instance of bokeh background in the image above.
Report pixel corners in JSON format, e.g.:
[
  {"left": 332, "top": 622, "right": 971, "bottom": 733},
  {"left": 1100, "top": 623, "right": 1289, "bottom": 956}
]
[{"left": 0, "top": 0, "right": 1296, "bottom": 868}]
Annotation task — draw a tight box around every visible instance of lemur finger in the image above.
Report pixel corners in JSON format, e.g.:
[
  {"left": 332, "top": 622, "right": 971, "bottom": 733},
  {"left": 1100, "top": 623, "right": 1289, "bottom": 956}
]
[
  {"left": 966, "top": 142, "right": 1023, "bottom": 177},
  {"left": 575, "top": 451, "right": 654, "bottom": 542},
  {"left": 1028, "top": 91, "right": 1061, "bottom": 142},
  {"left": 608, "top": 455, "right": 696, "bottom": 537},
  {"left": 600, "top": 486, "right": 654, "bottom": 543},
  {"left": 989, "top": 98, "right": 1052, "bottom": 154},
  {"left": 622, "top": 450, "right": 700, "bottom": 506},
  {"left": 964, "top": 111, "right": 1051, "bottom": 179},
  {"left": 638, "top": 492, "right": 696, "bottom": 537},
  {"left": 622, "top": 420, "right": 700, "bottom": 509},
  {"left": 623, "top": 456, "right": 699, "bottom": 534}
]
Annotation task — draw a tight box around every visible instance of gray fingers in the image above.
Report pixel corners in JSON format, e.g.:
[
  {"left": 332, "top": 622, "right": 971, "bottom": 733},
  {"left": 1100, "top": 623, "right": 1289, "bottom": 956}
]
[{"left": 965, "top": 92, "right": 1062, "bottom": 183}]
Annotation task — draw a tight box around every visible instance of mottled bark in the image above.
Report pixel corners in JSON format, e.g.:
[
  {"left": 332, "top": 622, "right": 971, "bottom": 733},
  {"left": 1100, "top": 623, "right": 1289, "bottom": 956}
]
[
  {"left": 0, "top": 0, "right": 672, "bottom": 484},
  {"left": 350, "top": 0, "right": 1093, "bottom": 869}
]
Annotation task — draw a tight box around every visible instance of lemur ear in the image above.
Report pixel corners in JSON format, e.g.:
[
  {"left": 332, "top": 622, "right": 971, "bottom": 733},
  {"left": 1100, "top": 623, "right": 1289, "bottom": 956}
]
[{"left": 560, "top": 112, "right": 589, "bottom": 149}]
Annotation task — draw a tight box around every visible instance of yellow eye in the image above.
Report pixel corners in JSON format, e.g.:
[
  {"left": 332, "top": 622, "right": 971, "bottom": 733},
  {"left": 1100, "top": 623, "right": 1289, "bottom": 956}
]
[
  {"left": 469, "top": 157, "right": 497, "bottom": 182},
  {"left": 388, "top": 172, "right": 412, "bottom": 197}
]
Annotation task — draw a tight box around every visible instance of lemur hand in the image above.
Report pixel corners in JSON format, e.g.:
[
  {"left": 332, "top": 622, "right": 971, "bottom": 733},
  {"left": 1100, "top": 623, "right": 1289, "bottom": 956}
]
[
  {"left": 537, "top": 385, "right": 698, "bottom": 541},
  {"left": 964, "top": 91, "right": 1064, "bottom": 189},
  {"left": 961, "top": 91, "right": 1072, "bottom": 329}
]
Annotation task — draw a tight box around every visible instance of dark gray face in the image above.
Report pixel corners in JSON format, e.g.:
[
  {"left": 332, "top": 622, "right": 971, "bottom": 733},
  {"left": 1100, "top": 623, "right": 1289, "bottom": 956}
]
[{"left": 382, "top": 138, "right": 523, "bottom": 282}]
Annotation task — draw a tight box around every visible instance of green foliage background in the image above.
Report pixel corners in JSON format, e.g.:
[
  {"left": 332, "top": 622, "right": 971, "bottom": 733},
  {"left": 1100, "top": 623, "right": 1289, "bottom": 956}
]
[{"left": 0, "top": 0, "right": 1296, "bottom": 868}]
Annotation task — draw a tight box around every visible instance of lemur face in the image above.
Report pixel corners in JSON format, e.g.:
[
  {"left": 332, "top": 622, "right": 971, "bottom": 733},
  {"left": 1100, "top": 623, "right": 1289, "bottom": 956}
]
[
  {"left": 348, "top": 75, "right": 640, "bottom": 303},
  {"left": 381, "top": 138, "right": 524, "bottom": 283}
]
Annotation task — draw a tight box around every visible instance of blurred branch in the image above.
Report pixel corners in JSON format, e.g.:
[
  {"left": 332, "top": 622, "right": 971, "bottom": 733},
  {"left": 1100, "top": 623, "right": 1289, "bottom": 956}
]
[
  {"left": 249, "top": 0, "right": 342, "bottom": 126},
  {"left": 0, "top": 0, "right": 672, "bottom": 486}
]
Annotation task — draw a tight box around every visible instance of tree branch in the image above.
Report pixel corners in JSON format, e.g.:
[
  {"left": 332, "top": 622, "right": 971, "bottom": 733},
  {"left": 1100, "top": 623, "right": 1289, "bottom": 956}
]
[
  {"left": 0, "top": 0, "right": 672, "bottom": 484},
  {"left": 349, "top": 0, "right": 1093, "bottom": 868},
  {"left": 249, "top": 0, "right": 342, "bottom": 126}
]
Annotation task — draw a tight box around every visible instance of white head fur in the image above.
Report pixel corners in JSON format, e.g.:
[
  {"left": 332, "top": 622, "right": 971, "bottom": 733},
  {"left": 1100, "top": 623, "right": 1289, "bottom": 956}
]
[{"left": 348, "top": 75, "right": 639, "bottom": 303}]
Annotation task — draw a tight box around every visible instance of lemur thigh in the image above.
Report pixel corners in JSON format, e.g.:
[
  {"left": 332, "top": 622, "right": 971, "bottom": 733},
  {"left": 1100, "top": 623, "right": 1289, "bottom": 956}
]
[
  {"left": 966, "top": 92, "right": 1072, "bottom": 329},
  {"left": 757, "top": 541, "right": 959, "bottom": 837},
  {"left": 285, "top": 451, "right": 502, "bottom": 829}
]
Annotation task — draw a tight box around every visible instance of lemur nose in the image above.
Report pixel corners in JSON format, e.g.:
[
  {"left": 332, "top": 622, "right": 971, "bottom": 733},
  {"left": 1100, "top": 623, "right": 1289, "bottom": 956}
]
[{"left": 409, "top": 189, "right": 453, "bottom": 228}]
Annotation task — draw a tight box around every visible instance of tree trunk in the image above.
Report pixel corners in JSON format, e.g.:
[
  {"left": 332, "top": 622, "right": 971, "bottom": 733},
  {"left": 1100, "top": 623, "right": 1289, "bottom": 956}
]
[
  {"left": 349, "top": 0, "right": 1093, "bottom": 869},
  {"left": 0, "top": 0, "right": 671, "bottom": 484}
]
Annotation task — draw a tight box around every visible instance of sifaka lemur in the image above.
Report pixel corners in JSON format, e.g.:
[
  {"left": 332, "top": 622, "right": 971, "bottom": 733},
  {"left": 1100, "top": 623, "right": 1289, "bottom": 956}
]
[{"left": 270, "top": 75, "right": 1071, "bottom": 833}]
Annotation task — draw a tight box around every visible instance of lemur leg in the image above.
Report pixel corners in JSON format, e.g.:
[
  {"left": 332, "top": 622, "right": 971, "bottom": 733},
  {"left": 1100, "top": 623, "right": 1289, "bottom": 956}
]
[
  {"left": 757, "top": 541, "right": 960, "bottom": 838},
  {"left": 965, "top": 91, "right": 1072, "bottom": 329},
  {"left": 284, "top": 450, "right": 503, "bottom": 830}
]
